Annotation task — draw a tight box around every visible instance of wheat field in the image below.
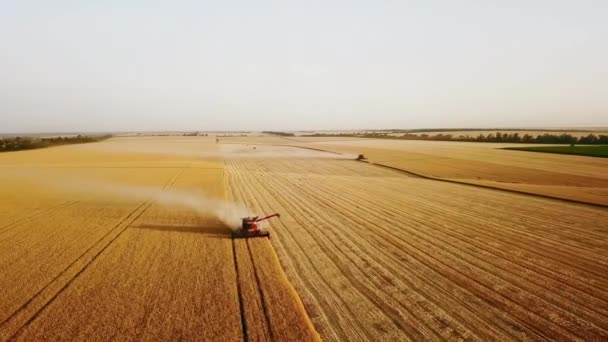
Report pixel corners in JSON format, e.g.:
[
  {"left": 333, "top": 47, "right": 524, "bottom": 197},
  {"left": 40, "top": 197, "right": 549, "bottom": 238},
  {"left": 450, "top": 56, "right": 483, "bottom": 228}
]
[
  {"left": 0, "top": 137, "right": 319, "bottom": 341},
  {"left": 1, "top": 136, "right": 607, "bottom": 341}
]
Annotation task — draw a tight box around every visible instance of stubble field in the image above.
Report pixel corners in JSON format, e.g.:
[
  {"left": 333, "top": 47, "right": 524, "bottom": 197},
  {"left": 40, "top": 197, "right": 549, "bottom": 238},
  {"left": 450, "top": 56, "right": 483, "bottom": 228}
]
[{"left": 225, "top": 156, "right": 608, "bottom": 341}]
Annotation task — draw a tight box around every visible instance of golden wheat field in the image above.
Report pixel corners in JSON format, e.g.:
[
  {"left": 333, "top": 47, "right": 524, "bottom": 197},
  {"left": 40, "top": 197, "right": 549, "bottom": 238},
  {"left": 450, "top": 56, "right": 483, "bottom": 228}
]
[
  {"left": 1, "top": 136, "right": 608, "bottom": 341},
  {"left": 0, "top": 137, "right": 318, "bottom": 341}
]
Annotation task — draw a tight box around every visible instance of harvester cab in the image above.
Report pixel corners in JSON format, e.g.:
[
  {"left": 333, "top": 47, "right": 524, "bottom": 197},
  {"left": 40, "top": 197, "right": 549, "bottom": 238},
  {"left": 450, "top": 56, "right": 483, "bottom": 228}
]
[{"left": 233, "top": 213, "right": 281, "bottom": 239}]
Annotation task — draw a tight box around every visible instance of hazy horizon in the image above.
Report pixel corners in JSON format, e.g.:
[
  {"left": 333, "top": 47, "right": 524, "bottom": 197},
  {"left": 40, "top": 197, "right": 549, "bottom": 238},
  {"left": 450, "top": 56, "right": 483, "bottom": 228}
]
[
  {"left": 4, "top": 126, "right": 608, "bottom": 136},
  {"left": 2, "top": 1, "right": 607, "bottom": 132}
]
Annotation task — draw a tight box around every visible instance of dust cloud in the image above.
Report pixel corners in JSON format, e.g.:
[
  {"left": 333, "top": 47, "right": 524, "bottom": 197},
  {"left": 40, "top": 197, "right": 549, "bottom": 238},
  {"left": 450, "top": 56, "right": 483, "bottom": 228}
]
[
  {"left": 5, "top": 171, "right": 250, "bottom": 229},
  {"left": 71, "top": 180, "right": 250, "bottom": 229},
  {"left": 86, "top": 141, "right": 356, "bottom": 160}
]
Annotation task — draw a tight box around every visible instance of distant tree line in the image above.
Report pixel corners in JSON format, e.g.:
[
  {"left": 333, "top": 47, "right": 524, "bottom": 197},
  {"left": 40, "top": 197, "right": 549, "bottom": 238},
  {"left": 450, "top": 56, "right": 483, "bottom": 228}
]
[
  {"left": 402, "top": 132, "right": 608, "bottom": 144},
  {"left": 391, "top": 128, "right": 598, "bottom": 134},
  {"left": 263, "top": 131, "right": 295, "bottom": 137},
  {"left": 303, "top": 132, "right": 608, "bottom": 144},
  {"left": 182, "top": 131, "right": 209, "bottom": 136},
  {"left": 0, "top": 134, "right": 112, "bottom": 153}
]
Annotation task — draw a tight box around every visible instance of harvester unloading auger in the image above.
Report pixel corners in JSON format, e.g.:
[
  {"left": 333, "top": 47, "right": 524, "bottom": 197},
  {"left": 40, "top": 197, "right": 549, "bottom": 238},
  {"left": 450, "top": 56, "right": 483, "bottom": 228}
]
[{"left": 233, "top": 213, "right": 280, "bottom": 238}]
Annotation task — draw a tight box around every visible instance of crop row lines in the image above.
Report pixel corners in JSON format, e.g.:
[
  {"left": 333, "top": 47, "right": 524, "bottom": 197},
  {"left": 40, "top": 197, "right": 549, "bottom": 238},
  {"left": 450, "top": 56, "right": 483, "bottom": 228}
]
[
  {"left": 0, "top": 169, "right": 185, "bottom": 340},
  {"left": 227, "top": 159, "right": 608, "bottom": 341}
]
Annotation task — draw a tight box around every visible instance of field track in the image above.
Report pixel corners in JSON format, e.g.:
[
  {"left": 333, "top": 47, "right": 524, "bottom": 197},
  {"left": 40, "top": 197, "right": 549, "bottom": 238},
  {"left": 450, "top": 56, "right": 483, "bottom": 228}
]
[
  {"left": 226, "top": 156, "right": 608, "bottom": 341},
  {"left": 367, "top": 160, "right": 608, "bottom": 209}
]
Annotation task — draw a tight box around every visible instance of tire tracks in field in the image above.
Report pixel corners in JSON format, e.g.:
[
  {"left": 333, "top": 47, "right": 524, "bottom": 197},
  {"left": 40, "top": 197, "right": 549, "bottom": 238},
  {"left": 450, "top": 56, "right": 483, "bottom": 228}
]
[
  {"left": 0, "top": 169, "right": 185, "bottom": 340},
  {"left": 245, "top": 239, "right": 274, "bottom": 341},
  {"left": 0, "top": 201, "right": 79, "bottom": 235},
  {"left": 224, "top": 162, "right": 250, "bottom": 342},
  {"left": 227, "top": 167, "right": 273, "bottom": 342},
  {"left": 227, "top": 171, "right": 261, "bottom": 342},
  {"left": 230, "top": 237, "right": 275, "bottom": 342},
  {"left": 231, "top": 239, "right": 249, "bottom": 342}
]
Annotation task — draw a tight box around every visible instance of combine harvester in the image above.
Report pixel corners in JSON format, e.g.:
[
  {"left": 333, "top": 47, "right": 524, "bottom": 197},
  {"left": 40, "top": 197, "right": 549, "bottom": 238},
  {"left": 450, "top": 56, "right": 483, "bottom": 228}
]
[{"left": 233, "top": 213, "right": 281, "bottom": 238}]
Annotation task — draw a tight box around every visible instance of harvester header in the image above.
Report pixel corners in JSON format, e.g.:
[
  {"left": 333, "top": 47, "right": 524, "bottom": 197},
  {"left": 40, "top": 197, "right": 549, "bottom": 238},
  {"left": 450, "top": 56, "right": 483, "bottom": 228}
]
[{"left": 233, "top": 213, "right": 281, "bottom": 238}]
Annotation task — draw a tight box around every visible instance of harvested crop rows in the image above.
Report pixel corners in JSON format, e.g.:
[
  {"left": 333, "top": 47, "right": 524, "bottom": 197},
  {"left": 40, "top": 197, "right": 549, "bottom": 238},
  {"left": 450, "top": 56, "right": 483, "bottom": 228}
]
[{"left": 226, "top": 156, "right": 608, "bottom": 341}]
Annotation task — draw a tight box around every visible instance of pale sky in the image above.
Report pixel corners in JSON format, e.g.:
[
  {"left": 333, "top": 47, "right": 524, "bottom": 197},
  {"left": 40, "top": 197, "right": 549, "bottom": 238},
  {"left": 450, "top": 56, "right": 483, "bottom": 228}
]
[{"left": 1, "top": 1, "right": 607, "bottom": 132}]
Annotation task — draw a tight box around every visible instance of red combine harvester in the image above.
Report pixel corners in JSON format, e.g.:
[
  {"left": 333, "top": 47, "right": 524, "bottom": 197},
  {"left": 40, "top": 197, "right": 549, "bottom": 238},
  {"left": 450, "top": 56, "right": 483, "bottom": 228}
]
[{"left": 233, "top": 213, "right": 280, "bottom": 238}]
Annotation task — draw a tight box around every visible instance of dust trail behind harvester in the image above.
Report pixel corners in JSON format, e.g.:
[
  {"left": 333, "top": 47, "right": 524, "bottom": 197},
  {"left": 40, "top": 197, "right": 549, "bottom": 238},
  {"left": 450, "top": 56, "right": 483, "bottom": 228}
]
[
  {"left": 89, "top": 181, "right": 249, "bottom": 229},
  {"left": 5, "top": 171, "right": 249, "bottom": 229}
]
